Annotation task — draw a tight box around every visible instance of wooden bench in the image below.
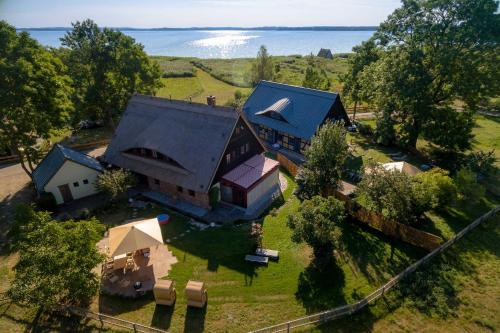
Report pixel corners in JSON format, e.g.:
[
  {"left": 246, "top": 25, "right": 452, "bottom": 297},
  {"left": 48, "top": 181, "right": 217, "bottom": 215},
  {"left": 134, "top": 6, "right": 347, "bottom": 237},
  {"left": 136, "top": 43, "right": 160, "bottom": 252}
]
[
  {"left": 256, "top": 248, "right": 279, "bottom": 260},
  {"left": 245, "top": 255, "right": 269, "bottom": 264}
]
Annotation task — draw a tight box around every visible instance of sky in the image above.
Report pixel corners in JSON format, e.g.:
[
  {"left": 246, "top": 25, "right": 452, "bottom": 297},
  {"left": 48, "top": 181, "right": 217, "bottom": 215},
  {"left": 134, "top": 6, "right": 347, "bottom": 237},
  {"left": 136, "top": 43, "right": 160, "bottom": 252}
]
[{"left": 0, "top": 0, "right": 402, "bottom": 28}]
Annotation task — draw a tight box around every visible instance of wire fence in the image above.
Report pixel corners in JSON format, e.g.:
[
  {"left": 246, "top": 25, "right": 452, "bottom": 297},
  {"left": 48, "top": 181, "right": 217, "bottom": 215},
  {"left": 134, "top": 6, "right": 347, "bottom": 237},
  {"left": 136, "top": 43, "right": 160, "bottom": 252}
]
[
  {"left": 249, "top": 205, "right": 500, "bottom": 333},
  {"left": 57, "top": 306, "right": 169, "bottom": 333}
]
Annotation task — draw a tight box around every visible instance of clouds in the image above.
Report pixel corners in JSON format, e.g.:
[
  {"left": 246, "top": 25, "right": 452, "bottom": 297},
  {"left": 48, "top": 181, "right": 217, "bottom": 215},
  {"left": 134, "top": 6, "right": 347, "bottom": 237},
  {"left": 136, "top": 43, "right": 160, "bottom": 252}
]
[{"left": 0, "top": 0, "right": 402, "bottom": 28}]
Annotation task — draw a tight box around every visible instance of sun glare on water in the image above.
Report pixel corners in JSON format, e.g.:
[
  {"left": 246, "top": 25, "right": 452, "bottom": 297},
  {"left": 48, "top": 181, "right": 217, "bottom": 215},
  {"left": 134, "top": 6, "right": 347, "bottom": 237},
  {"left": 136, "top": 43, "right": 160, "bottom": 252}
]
[{"left": 189, "top": 30, "right": 259, "bottom": 57}]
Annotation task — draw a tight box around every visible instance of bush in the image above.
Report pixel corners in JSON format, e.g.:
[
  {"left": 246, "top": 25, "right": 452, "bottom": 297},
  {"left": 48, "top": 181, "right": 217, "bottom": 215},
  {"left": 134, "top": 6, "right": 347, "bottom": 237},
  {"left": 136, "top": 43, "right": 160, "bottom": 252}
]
[
  {"left": 399, "top": 263, "right": 458, "bottom": 318},
  {"left": 462, "top": 150, "right": 497, "bottom": 176},
  {"left": 209, "top": 186, "right": 220, "bottom": 208},
  {"left": 356, "top": 163, "right": 432, "bottom": 225},
  {"left": 413, "top": 168, "right": 458, "bottom": 208},
  {"left": 95, "top": 169, "right": 137, "bottom": 200},
  {"left": 161, "top": 70, "right": 195, "bottom": 78},
  {"left": 35, "top": 192, "right": 57, "bottom": 212},
  {"left": 454, "top": 168, "right": 485, "bottom": 203},
  {"left": 355, "top": 122, "right": 374, "bottom": 136}
]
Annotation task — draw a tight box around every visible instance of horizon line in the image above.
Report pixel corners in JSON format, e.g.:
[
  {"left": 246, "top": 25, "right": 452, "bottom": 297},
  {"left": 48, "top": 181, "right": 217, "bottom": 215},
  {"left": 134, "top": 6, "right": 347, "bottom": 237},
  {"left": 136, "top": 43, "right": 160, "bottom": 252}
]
[{"left": 16, "top": 25, "right": 378, "bottom": 31}]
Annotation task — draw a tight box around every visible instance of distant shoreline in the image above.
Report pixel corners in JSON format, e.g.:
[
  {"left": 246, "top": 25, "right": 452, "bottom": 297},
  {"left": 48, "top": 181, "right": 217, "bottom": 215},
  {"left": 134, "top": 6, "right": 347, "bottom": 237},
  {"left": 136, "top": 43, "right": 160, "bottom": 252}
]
[{"left": 17, "top": 26, "right": 378, "bottom": 32}]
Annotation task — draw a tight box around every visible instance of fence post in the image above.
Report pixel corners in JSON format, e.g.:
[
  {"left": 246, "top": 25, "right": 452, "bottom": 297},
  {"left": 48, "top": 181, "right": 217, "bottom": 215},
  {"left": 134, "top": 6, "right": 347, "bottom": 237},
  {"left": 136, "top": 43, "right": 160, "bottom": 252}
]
[
  {"left": 133, "top": 323, "right": 137, "bottom": 333},
  {"left": 287, "top": 322, "right": 291, "bottom": 333}
]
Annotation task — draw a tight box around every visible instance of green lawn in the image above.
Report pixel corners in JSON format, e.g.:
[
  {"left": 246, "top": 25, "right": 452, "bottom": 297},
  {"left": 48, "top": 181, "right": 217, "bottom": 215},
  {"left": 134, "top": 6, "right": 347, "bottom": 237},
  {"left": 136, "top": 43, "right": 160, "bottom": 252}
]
[{"left": 92, "top": 172, "right": 425, "bottom": 333}]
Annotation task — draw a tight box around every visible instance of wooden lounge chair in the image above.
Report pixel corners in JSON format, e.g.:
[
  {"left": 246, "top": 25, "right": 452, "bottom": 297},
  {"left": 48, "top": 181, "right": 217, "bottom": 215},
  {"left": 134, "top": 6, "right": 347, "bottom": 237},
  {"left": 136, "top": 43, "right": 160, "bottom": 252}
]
[
  {"left": 256, "top": 248, "right": 279, "bottom": 260},
  {"left": 153, "top": 279, "right": 176, "bottom": 306},
  {"left": 245, "top": 255, "right": 269, "bottom": 264},
  {"left": 185, "top": 280, "right": 207, "bottom": 308}
]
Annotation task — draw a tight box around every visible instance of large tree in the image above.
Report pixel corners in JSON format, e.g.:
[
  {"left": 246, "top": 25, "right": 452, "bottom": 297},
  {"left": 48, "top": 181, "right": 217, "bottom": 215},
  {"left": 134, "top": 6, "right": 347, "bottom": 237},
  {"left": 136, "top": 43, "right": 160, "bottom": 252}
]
[
  {"left": 250, "top": 45, "right": 274, "bottom": 86},
  {"left": 295, "top": 121, "right": 349, "bottom": 200},
  {"left": 357, "top": 0, "right": 499, "bottom": 150},
  {"left": 287, "top": 196, "right": 345, "bottom": 261},
  {"left": 8, "top": 205, "right": 104, "bottom": 310},
  {"left": 341, "top": 39, "right": 380, "bottom": 121},
  {"left": 60, "top": 19, "right": 163, "bottom": 129},
  {"left": 0, "top": 21, "right": 73, "bottom": 177}
]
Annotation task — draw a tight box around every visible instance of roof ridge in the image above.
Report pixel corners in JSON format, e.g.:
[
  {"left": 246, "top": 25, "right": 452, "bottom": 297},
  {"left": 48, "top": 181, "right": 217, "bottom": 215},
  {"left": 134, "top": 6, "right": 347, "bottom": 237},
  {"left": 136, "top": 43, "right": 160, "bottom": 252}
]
[
  {"left": 259, "top": 80, "right": 338, "bottom": 99},
  {"left": 131, "top": 94, "right": 238, "bottom": 119}
]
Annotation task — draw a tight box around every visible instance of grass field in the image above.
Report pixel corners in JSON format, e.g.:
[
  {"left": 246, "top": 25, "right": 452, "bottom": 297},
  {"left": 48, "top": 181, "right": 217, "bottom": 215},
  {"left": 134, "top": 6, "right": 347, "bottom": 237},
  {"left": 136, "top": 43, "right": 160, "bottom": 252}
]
[
  {"left": 190, "top": 55, "right": 348, "bottom": 92},
  {"left": 157, "top": 68, "right": 252, "bottom": 106}
]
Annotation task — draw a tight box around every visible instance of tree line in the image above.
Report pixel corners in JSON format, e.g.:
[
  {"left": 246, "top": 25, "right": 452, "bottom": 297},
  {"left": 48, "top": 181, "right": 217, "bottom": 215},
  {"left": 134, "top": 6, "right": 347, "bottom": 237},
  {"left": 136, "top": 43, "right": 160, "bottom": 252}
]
[{"left": 0, "top": 19, "right": 163, "bottom": 178}]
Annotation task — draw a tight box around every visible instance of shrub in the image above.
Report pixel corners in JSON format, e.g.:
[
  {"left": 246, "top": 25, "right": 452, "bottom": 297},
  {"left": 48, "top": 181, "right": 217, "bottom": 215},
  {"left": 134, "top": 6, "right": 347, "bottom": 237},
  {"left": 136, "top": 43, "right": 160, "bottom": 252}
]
[
  {"left": 35, "top": 192, "right": 57, "bottom": 212},
  {"left": 95, "top": 169, "right": 137, "bottom": 200},
  {"left": 209, "top": 186, "right": 220, "bottom": 208},
  {"left": 462, "top": 150, "right": 497, "bottom": 176},
  {"left": 413, "top": 168, "right": 458, "bottom": 208},
  {"left": 356, "top": 163, "right": 432, "bottom": 225},
  {"left": 454, "top": 168, "right": 485, "bottom": 203},
  {"left": 250, "top": 223, "right": 263, "bottom": 250},
  {"left": 355, "top": 122, "right": 374, "bottom": 136}
]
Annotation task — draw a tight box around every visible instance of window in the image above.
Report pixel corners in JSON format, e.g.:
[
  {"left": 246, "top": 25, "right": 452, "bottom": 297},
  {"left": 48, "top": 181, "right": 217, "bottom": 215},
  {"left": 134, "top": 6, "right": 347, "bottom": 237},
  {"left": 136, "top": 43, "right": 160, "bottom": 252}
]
[
  {"left": 125, "top": 148, "right": 185, "bottom": 169},
  {"left": 176, "top": 186, "right": 183, "bottom": 193},
  {"left": 240, "top": 145, "right": 245, "bottom": 155},
  {"left": 245, "top": 143, "right": 250, "bottom": 152},
  {"left": 226, "top": 153, "right": 231, "bottom": 164},
  {"left": 153, "top": 179, "right": 160, "bottom": 185},
  {"left": 83, "top": 179, "right": 89, "bottom": 185},
  {"left": 73, "top": 181, "right": 79, "bottom": 187},
  {"left": 258, "top": 125, "right": 273, "bottom": 142},
  {"left": 277, "top": 131, "right": 296, "bottom": 151},
  {"left": 188, "top": 190, "right": 195, "bottom": 197},
  {"left": 235, "top": 127, "right": 241, "bottom": 135}
]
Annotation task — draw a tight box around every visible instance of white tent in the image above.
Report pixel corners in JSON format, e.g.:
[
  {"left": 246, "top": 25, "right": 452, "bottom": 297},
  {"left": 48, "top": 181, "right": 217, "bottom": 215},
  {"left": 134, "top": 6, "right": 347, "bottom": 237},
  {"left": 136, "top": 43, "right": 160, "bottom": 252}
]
[{"left": 108, "top": 218, "right": 164, "bottom": 257}]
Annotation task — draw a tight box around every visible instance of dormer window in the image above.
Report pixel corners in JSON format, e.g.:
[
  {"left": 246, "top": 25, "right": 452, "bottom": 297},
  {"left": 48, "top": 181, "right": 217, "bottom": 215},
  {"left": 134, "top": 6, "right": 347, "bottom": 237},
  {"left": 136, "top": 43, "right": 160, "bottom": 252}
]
[
  {"left": 255, "top": 98, "right": 293, "bottom": 124},
  {"left": 124, "top": 148, "right": 185, "bottom": 169}
]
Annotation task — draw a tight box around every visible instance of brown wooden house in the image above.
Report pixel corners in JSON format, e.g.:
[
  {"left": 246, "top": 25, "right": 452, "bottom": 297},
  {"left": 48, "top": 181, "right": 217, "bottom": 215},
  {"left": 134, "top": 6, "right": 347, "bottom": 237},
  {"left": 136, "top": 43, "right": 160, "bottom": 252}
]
[{"left": 103, "top": 95, "right": 281, "bottom": 211}]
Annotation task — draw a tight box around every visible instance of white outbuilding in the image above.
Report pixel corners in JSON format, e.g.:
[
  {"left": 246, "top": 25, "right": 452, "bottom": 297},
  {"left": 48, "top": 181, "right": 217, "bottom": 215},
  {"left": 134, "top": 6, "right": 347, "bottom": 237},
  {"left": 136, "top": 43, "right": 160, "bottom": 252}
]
[{"left": 32, "top": 144, "right": 103, "bottom": 204}]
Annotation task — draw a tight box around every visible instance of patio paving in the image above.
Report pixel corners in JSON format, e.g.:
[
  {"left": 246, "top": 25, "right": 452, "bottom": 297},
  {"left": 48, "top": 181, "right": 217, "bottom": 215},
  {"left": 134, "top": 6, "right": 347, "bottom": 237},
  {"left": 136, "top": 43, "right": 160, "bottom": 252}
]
[{"left": 97, "top": 236, "right": 177, "bottom": 298}]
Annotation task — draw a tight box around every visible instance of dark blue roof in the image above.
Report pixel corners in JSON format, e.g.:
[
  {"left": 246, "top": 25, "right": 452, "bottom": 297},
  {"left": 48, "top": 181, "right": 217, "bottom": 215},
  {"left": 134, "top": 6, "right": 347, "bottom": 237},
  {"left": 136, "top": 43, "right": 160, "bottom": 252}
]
[
  {"left": 242, "top": 81, "right": 340, "bottom": 140},
  {"left": 32, "top": 144, "right": 103, "bottom": 192}
]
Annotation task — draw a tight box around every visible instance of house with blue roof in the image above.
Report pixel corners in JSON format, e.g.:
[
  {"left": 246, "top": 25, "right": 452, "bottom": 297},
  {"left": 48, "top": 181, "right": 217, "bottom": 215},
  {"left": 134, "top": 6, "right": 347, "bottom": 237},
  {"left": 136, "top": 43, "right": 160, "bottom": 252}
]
[
  {"left": 242, "top": 81, "right": 350, "bottom": 158},
  {"left": 32, "top": 144, "right": 104, "bottom": 204}
]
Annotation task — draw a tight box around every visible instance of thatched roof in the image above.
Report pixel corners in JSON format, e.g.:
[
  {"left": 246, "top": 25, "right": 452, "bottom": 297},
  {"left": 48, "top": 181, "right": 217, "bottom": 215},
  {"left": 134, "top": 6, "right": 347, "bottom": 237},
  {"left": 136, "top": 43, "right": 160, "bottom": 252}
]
[{"left": 103, "top": 95, "right": 240, "bottom": 193}]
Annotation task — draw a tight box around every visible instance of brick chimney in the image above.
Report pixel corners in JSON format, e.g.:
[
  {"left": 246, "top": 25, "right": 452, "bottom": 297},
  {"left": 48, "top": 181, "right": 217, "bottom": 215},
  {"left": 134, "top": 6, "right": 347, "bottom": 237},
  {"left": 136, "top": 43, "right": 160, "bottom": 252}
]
[{"left": 206, "top": 95, "right": 216, "bottom": 107}]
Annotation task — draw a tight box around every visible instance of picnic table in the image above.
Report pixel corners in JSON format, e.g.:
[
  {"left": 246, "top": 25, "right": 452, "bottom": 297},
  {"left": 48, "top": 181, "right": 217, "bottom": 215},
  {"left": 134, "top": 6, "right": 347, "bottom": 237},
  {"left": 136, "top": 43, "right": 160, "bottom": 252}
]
[
  {"left": 245, "top": 255, "right": 269, "bottom": 265},
  {"left": 256, "top": 248, "right": 279, "bottom": 260}
]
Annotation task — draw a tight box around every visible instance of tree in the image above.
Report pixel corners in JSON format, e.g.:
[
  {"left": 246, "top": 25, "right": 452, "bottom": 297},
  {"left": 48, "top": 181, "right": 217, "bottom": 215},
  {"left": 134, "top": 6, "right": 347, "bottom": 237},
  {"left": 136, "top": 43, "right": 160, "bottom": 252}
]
[
  {"left": 295, "top": 121, "right": 349, "bottom": 200},
  {"left": 250, "top": 45, "right": 274, "bottom": 86},
  {"left": 95, "top": 169, "right": 137, "bottom": 199},
  {"left": 355, "top": 164, "right": 431, "bottom": 225},
  {"left": 287, "top": 196, "right": 345, "bottom": 260},
  {"left": 60, "top": 19, "right": 163, "bottom": 129},
  {"left": 302, "top": 66, "right": 331, "bottom": 91},
  {"left": 0, "top": 21, "right": 73, "bottom": 178},
  {"left": 8, "top": 206, "right": 104, "bottom": 310},
  {"left": 356, "top": 0, "right": 499, "bottom": 150},
  {"left": 341, "top": 39, "right": 380, "bottom": 121}
]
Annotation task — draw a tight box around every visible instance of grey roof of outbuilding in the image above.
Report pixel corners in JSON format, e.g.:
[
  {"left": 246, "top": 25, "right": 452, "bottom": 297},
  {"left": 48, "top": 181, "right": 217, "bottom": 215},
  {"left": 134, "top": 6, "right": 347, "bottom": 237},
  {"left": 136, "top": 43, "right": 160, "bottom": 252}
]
[
  {"left": 32, "top": 144, "right": 103, "bottom": 192},
  {"left": 103, "top": 95, "right": 240, "bottom": 193},
  {"left": 242, "top": 81, "right": 340, "bottom": 140}
]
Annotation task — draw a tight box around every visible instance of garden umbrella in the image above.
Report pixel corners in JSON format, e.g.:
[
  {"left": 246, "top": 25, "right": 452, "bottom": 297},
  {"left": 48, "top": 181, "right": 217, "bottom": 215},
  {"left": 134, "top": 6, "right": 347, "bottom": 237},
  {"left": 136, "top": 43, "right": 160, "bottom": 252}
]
[{"left": 108, "top": 218, "right": 164, "bottom": 257}]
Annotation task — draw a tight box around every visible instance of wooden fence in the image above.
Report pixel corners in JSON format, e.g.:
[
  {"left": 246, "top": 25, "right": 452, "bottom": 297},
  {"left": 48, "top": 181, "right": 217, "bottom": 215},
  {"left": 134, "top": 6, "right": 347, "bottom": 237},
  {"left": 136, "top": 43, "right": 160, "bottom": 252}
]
[
  {"left": 249, "top": 205, "right": 500, "bottom": 333},
  {"left": 277, "top": 153, "right": 299, "bottom": 177}
]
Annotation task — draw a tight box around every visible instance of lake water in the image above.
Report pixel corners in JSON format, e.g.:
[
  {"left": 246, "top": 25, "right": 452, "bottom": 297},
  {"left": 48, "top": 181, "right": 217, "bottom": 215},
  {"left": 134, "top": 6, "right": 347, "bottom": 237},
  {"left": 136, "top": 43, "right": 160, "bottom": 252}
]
[{"left": 25, "top": 29, "right": 374, "bottom": 58}]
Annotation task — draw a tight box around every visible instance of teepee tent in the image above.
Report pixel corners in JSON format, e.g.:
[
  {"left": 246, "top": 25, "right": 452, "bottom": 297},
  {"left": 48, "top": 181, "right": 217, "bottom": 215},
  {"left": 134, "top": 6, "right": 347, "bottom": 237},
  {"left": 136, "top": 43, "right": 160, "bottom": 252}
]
[{"left": 108, "top": 218, "right": 164, "bottom": 257}]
